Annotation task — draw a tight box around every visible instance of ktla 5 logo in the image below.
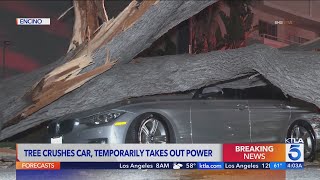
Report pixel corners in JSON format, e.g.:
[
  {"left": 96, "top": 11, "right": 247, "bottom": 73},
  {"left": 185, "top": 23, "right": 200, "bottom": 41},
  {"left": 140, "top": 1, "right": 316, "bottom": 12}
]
[{"left": 285, "top": 140, "right": 304, "bottom": 162}]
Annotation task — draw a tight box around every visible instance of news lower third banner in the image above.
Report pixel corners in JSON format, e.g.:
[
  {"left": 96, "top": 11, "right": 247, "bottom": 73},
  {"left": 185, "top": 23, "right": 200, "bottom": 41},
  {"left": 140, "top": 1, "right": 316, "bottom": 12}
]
[{"left": 16, "top": 143, "right": 304, "bottom": 170}]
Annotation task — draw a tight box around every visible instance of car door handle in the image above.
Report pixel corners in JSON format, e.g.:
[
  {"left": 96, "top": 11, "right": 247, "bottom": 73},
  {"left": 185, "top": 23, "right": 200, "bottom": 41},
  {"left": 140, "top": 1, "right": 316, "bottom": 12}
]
[
  {"left": 237, "top": 104, "right": 248, "bottom": 110},
  {"left": 277, "top": 104, "right": 290, "bottom": 109}
]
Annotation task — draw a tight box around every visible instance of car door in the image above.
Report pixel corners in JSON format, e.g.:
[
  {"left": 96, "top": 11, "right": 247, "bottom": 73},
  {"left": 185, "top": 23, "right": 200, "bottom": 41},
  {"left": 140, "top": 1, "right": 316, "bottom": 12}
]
[
  {"left": 247, "top": 85, "right": 291, "bottom": 143},
  {"left": 191, "top": 87, "right": 250, "bottom": 143}
]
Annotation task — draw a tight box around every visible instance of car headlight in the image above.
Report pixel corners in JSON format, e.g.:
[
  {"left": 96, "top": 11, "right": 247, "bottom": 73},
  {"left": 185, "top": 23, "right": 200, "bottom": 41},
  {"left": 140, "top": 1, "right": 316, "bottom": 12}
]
[{"left": 79, "top": 111, "right": 125, "bottom": 125}]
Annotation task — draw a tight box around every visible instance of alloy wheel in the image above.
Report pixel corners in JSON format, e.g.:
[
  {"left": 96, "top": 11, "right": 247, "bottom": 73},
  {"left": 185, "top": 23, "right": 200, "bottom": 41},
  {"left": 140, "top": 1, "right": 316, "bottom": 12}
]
[
  {"left": 290, "top": 125, "right": 313, "bottom": 158},
  {"left": 138, "top": 117, "right": 168, "bottom": 144}
]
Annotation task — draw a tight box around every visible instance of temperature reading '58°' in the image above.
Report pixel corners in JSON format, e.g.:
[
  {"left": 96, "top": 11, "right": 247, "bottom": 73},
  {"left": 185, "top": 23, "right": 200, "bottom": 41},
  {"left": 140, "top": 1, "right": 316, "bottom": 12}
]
[{"left": 186, "top": 163, "right": 196, "bottom": 169}]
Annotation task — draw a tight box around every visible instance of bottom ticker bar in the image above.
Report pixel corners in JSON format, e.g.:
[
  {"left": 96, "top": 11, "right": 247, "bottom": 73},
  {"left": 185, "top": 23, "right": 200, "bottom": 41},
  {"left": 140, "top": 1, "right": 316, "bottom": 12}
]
[{"left": 15, "top": 162, "right": 304, "bottom": 170}]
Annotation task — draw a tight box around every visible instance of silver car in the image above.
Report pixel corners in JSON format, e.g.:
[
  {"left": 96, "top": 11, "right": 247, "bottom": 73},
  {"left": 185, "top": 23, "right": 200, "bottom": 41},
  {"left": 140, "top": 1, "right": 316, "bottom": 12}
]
[{"left": 48, "top": 84, "right": 320, "bottom": 160}]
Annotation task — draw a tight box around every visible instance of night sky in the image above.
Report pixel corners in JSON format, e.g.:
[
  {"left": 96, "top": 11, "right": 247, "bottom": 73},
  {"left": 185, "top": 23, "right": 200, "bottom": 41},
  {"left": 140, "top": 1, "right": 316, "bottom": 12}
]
[{"left": 0, "top": 0, "right": 129, "bottom": 78}]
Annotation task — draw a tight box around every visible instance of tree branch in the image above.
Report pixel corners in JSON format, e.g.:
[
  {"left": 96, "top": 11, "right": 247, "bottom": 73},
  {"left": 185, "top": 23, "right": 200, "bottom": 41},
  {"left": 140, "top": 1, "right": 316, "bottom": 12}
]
[
  {"left": 57, "top": 5, "right": 74, "bottom": 21},
  {"left": 68, "top": 0, "right": 109, "bottom": 52}
]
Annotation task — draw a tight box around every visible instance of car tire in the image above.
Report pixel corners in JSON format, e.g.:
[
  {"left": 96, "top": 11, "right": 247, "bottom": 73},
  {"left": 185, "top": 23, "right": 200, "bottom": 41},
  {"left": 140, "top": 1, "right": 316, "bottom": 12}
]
[
  {"left": 287, "top": 121, "right": 316, "bottom": 161},
  {"left": 126, "top": 113, "right": 170, "bottom": 144}
]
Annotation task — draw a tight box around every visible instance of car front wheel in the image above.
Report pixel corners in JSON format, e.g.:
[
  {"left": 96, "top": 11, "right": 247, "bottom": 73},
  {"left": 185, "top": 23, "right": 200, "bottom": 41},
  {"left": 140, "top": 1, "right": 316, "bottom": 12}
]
[
  {"left": 287, "top": 121, "right": 316, "bottom": 161},
  {"left": 126, "top": 114, "right": 170, "bottom": 144}
]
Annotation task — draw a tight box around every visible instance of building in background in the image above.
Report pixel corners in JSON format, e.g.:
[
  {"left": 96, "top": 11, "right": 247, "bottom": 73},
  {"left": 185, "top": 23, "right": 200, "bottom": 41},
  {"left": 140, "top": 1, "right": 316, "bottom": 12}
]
[
  {"left": 173, "top": 0, "right": 320, "bottom": 53},
  {"left": 1, "top": 0, "right": 320, "bottom": 78},
  {"left": 250, "top": 0, "right": 320, "bottom": 48}
]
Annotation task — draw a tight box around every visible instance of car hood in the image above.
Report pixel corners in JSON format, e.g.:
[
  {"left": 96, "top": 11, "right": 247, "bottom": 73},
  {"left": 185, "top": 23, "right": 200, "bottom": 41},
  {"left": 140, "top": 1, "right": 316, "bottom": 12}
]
[{"left": 55, "top": 93, "right": 194, "bottom": 121}]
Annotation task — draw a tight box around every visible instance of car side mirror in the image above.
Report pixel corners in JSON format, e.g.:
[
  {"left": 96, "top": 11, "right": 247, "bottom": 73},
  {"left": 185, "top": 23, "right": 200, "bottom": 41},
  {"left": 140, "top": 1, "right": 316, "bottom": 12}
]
[
  {"left": 284, "top": 95, "right": 292, "bottom": 101},
  {"left": 202, "top": 86, "right": 223, "bottom": 94}
]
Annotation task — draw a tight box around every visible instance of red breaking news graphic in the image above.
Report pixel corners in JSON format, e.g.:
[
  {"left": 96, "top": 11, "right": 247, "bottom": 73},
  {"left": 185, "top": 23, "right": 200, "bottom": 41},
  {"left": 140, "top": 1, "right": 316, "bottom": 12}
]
[{"left": 223, "top": 144, "right": 286, "bottom": 162}]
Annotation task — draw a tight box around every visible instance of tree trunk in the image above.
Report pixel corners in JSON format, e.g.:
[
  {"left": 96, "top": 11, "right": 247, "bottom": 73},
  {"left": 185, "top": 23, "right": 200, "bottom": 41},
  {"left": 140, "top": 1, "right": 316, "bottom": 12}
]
[
  {"left": 1, "top": 0, "right": 320, "bottom": 141},
  {"left": 0, "top": 0, "right": 218, "bottom": 139},
  {"left": 2, "top": 43, "right": 320, "bottom": 140}
]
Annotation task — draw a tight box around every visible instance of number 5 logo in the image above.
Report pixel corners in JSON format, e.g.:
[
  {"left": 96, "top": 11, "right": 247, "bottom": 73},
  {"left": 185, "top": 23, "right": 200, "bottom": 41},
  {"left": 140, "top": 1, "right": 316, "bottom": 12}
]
[{"left": 288, "top": 144, "right": 301, "bottom": 161}]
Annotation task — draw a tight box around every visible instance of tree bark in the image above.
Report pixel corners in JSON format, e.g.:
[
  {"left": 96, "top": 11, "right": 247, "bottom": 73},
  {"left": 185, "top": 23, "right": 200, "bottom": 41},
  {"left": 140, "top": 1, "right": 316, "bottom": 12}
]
[
  {"left": 1, "top": 0, "right": 319, "bottom": 141},
  {"left": 0, "top": 0, "right": 218, "bottom": 139}
]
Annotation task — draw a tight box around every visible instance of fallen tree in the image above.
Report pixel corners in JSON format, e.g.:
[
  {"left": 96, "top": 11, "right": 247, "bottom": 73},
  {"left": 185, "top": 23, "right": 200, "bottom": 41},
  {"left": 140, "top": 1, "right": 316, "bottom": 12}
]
[
  {"left": 1, "top": 0, "right": 320, "bottom": 140},
  {"left": 2, "top": 44, "right": 320, "bottom": 140}
]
